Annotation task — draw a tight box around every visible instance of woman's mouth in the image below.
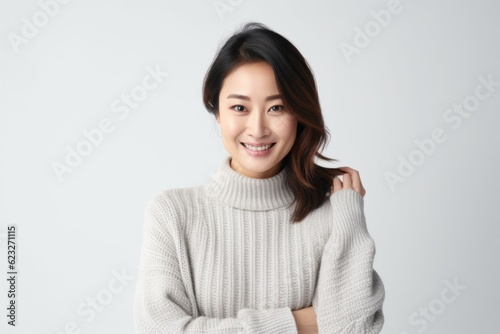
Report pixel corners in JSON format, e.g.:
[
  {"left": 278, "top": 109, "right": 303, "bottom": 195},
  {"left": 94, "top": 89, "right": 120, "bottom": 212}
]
[
  {"left": 241, "top": 142, "right": 276, "bottom": 151},
  {"left": 240, "top": 142, "right": 276, "bottom": 157}
]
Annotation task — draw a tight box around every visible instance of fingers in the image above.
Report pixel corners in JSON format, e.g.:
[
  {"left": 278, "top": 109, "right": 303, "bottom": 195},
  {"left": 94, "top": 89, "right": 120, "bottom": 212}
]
[
  {"left": 332, "top": 175, "right": 342, "bottom": 193},
  {"left": 334, "top": 167, "right": 366, "bottom": 197}
]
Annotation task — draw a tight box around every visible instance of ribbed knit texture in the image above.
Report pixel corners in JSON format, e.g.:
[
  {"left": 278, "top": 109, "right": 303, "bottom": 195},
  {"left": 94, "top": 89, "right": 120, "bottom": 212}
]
[{"left": 133, "top": 156, "right": 385, "bottom": 333}]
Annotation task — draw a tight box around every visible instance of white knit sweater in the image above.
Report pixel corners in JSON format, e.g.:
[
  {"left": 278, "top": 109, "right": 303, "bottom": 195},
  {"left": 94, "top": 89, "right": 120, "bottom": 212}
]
[{"left": 133, "top": 156, "right": 385, "bottom": 333}]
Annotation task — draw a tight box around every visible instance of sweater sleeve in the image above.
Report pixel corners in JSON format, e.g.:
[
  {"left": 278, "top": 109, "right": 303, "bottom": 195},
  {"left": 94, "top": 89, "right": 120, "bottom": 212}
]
[
  {"left": 133, "top": 193, "right": 298, "bottom": 334},
  {"left": 312, "top": 189, "right": 385, "bottom": 334}
]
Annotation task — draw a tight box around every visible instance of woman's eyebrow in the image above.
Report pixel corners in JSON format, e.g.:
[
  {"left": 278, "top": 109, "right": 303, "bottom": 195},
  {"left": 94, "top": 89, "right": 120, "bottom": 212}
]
[{"left": 226, "top": 93, "right": 282, "bottom": 101}]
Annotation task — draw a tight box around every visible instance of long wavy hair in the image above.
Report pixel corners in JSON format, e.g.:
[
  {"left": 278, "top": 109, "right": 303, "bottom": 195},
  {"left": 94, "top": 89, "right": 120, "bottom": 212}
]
[{"left": 202, "top": 22, "right": 345, "bottom": 223}]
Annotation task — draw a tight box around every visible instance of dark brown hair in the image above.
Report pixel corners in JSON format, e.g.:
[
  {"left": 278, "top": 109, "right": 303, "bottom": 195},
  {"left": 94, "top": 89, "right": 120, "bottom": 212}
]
[{"left": 202, "top": 22, "right": 345, "bottom": 223}]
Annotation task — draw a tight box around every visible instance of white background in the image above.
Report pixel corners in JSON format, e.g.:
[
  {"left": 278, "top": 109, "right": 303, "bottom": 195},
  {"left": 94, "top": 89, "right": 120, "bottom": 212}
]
[{"left": 1, "top": 0, "right": 499, "bottom": 333}]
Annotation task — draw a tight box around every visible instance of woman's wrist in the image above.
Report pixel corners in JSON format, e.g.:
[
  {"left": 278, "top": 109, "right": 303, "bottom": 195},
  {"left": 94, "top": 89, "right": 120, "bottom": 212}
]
[{"left": 292, "top": 307, "right": 318, "bottom": 334}]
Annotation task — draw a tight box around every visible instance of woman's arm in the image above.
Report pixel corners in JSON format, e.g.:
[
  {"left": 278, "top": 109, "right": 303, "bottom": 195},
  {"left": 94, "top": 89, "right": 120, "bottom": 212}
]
[
  {"left": 292, "top": 306, "right": 318, "bottom": 334},
  {"left": 133, "top": 193, "right": 299, "bottom": 333},
  {"left": 312, "top": 172, "right": 385, "bottom": 333}
]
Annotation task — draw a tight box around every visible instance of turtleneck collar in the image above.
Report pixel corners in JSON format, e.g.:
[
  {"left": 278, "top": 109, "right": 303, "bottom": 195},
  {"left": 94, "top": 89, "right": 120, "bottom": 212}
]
[{"left": 203, "top": 156, "right": 295, "bottom": 211}]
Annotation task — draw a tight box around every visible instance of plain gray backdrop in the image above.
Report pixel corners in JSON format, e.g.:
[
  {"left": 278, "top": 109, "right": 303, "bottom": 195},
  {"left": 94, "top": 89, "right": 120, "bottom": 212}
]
[{"left": 1, "top": 0, "right": 499, "bottom": 333}]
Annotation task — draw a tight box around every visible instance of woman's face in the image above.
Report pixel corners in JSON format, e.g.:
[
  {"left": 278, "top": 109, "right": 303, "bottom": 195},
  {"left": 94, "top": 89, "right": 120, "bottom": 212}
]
[{"left": 216, "top": 61, "right": 298, "bottom": 179}]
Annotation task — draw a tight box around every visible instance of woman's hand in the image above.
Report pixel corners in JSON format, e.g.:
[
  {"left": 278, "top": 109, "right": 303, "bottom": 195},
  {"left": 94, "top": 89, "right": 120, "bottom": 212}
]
[
  {"left": 332, "top": 167, "right": 366, "bottom": 198},
  {"left": 292, "top": 306, "right": 318, "bottom": 334}
]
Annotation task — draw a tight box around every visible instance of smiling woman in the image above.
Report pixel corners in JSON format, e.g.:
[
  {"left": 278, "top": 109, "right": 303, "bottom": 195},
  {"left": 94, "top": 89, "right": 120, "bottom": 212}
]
[
  {"left": 215, "top": 61, "right": 298, "bottom": 179},
  {"left": 133, "top": 22, "right": 385, "bottom": 333}
]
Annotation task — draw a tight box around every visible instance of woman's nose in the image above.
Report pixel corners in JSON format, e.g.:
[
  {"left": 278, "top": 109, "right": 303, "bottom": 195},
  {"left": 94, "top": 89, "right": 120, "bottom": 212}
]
[{"left": 247, "top": 110, "right": 269, "bottom": 137}]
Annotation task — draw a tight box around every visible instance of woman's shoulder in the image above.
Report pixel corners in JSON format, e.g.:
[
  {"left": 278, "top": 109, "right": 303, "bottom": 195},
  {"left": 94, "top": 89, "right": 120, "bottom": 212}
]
[
  {"left": 148, "top": 185, "right": 200, "bottom": 204},
  {"left": 145, "top": 185, "right": 205, "bottom": 218},
  {"left": 140, "top": 185, "right": 205, "bottom": 239}
]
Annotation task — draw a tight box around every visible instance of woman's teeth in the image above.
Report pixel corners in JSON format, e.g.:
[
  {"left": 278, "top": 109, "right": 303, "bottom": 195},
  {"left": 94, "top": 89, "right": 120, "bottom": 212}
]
[{"left": 243, "top": 143, "right": 274, "bottom": 151}]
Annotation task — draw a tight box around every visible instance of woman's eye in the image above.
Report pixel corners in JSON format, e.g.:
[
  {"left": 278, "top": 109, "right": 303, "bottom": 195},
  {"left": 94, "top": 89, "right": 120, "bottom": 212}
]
[
  {"left": 232, "top": 105, "right": 246, "bottom": 112},
  {"left": 270, "top": 105, "right": 285, "bottom": 112}
]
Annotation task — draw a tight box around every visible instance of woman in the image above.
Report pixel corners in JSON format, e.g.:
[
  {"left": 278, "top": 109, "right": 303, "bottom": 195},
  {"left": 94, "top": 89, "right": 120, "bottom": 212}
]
[{"left": 133, "top": 22, "right": 385, "bottom": 333}]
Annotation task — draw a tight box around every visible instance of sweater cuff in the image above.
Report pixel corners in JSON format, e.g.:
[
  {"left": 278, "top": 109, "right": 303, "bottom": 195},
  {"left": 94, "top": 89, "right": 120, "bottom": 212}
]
[
  {"left": 237, "top": 306, "right": 298, "bottom": 333},
  {"left": 328, "top": 189, "right": 372, "bottom": 248}
]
